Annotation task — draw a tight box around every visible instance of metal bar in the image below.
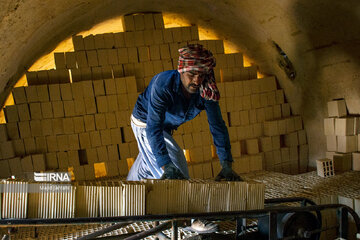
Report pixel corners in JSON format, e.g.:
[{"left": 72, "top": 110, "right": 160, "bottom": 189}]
[
  {"left": 171, "top": 220, "right": 178, "bottom": 240},
  {"left": 235, "top": 218, "right": 246, "bottom": 240},
  {"left": 123, "top": 221, "right": 172, "bottom": 240},
  {"left": 339, "top": 207, "right": 349, "bottom": 239},
  {"left": 153, "top": 221, "right": 160, "bottom": 240},
  {"left": 269, "top": 212, "right": 277, "bottom": 240},
  {"left": 77, "top": 222, "right": 131, "bottom": 240}
]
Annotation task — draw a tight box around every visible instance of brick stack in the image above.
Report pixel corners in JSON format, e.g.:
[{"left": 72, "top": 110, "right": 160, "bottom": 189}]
[
  {"left": 0, "top": 12, "right": 308, "bottom": 180},
  {"left": 1, "top": 179, "right": 264, "bottom": 219},
  {"left": 324, "top": 99, "right": 360, "bottom": 173}
]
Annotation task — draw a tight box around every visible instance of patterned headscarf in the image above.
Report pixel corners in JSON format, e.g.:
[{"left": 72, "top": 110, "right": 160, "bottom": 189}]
[{"left": 177, "top": 44, "right": 220, "bottom": 101}]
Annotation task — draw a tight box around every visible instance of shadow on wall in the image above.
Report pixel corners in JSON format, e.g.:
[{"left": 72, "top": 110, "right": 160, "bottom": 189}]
[{"left": 292, "top": 0, "right": 360, "bottom": 117}]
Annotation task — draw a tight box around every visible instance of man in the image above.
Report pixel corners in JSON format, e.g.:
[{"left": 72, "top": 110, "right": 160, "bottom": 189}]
[{"left": 127, "top": 44, "right": 241, "bottom": 182}]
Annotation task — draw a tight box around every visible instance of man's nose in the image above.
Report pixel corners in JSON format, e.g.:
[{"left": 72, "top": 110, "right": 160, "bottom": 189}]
[{"left": 193, "top": 75, "right": 203, "bottom": 85}]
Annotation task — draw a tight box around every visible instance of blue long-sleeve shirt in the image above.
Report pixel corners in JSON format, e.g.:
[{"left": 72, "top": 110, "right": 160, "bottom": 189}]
[{"left": 132, "top": 70, "right": 232, "bottom": 168}]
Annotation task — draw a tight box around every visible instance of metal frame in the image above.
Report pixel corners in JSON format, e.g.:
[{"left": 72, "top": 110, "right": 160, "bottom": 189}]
[{"left": 1, "top": 197, "right": 359, "bottom": 240}]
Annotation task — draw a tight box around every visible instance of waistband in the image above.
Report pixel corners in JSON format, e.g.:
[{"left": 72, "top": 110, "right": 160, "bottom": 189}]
[{"left": 131, "top": 114, "right": 147, "bottom": 128}]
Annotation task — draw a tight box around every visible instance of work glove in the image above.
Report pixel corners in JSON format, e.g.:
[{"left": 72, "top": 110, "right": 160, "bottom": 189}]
[
  {"left": 160, "top": 162, "right": 186, "bottom": 180},
  {"left": 215, "top": 161, "right": 242, "bottom": 181}
]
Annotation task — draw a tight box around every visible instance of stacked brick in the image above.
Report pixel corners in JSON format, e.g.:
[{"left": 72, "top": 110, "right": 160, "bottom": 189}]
[
  {"left": 0, "top": 12, "right": 308, "bottom": 180},
  {"left": 2, "top": 78, "right": 135, "bottom": 180},
  {"left": 324, "top": 99, "right": 360, "bottom": 173},
  {"left": 1, "top": 179, "right": 264, "bottom": 219}
]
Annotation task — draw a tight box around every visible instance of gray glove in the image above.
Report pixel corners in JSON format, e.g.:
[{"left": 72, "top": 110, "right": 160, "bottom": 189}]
[
  {"left": 160, "top": 162, "right": 186, "bottom": 180},
  {"left": 215, "top": 161, "right": 242, "bottom": 181}
]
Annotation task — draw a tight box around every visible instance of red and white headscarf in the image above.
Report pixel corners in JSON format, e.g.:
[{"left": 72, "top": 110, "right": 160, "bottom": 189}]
[{"left": 177, "top": 44, "right": 220, "bottom": 101}]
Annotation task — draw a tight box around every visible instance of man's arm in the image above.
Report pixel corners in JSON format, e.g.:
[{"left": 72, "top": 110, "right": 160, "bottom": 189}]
[
  {"left": 204, "top": 100, "right": 232, "bottom": 162},
  {"left": 145, "top": 77, "right": 172, "bottom": 168},
  {"left": 205, "top": 100, "right": 242, "bottom": 181}
]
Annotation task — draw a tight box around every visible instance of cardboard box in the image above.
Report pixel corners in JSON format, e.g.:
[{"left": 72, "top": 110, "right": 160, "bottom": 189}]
[
  {"left": 83, "top": 115, "right": 95, "bottom": 132},
  {"left": 328, "top": 99, "right": 347, "bottom": 117},
  {"left": 335, "top": 117, "right": 355, "bottom": 136},
  {"left": 94, "top": 34, "right": 105, "bottom": 49},
  {"left": 256, "top": 108, "right": 265, "bottom": 122},
  {"left": 73, "top": 116, "right": 85, "bottom": 133},
  {"left": 337, "top": 135, "right": 357, "bottom": 153}
]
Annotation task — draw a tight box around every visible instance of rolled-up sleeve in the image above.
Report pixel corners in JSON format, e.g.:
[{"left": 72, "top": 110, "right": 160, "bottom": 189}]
[
  {"left": 146, "top": 77, "right": 172, "bottom": 168},
  {"left": 205, "top": 100, "right": 233, "bottom": 163}
]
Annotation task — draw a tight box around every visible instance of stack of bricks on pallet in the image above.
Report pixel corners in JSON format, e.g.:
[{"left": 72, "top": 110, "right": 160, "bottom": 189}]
[
  {"left": 0, "top": 12, "right": 307, "bottom": 180},
  {"left": 1, "top": 179, "right": 264, "bottom": 219},
  {"left": 324, "top": 99, "right": 360, "bottom": 172}
]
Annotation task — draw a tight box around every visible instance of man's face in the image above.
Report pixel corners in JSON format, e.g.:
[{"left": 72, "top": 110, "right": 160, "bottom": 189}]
[{"left": 180, "top": 71, "right": 205, "bottom": 94}]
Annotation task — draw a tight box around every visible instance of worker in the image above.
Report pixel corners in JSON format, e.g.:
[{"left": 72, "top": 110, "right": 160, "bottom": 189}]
[{"left": 127, "top": 44, "right": 241, "bottom": 182}]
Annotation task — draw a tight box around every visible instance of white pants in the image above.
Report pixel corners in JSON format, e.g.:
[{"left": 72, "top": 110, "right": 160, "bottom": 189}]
[{"left": 126, "top": 120, "right": 189, "bottom": 181}]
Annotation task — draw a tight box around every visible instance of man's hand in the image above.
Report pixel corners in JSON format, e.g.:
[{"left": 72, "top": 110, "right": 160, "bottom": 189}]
[
  {"left": 160, "top": 162, "right": 186, "bottom": 179},
  {"left": 215, "top": 161, "right": 242, "bottom": 181}
]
